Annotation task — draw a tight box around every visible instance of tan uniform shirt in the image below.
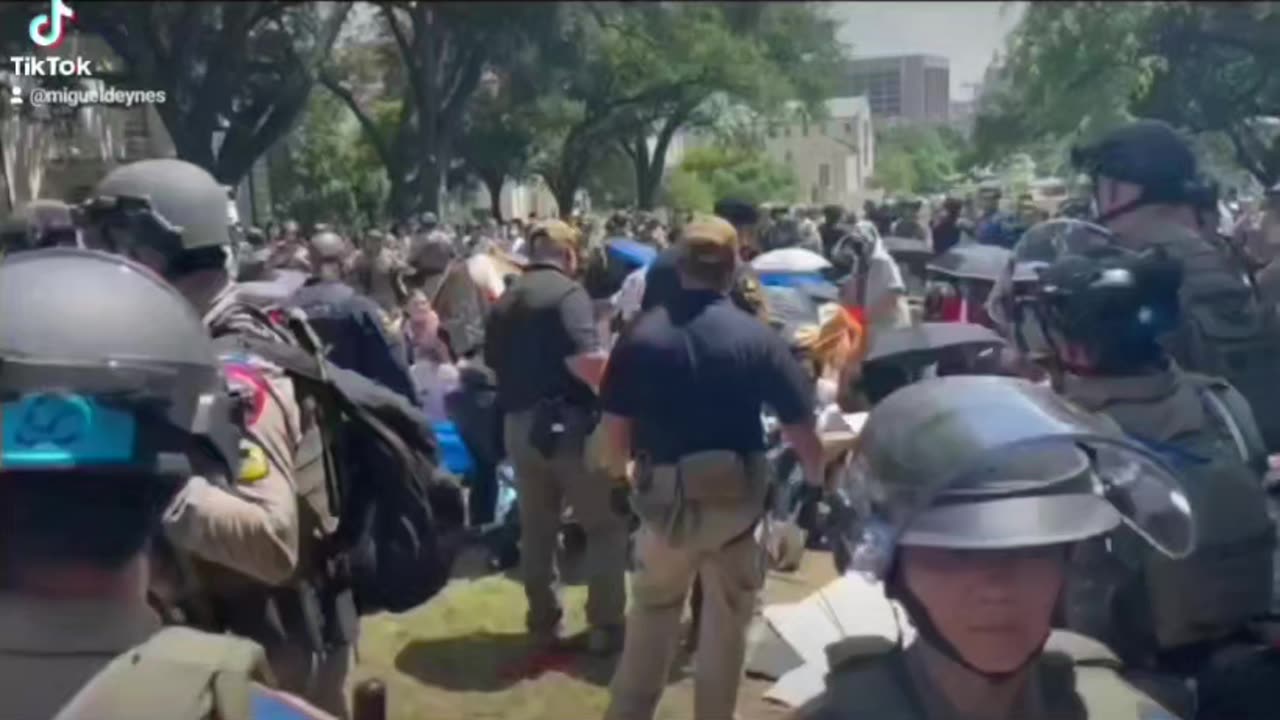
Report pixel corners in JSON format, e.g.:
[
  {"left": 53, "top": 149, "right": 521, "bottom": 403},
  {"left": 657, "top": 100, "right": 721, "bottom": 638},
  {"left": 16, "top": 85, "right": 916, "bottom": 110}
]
[
  {"left": 0, "top": 594, "right": 161, "bottom": 720},
  {"left": 162, "top": 366, "right": 302, "bottom": 585},
  {"left": 161, "top": 286, "right": 303, "bottom": 586}
]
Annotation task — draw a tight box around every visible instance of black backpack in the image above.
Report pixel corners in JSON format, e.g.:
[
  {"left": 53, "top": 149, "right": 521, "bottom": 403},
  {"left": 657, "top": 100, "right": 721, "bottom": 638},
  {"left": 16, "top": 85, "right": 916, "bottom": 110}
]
[
  {"left": 209, "top": 302, "right": 465, "bottom": 614},
  {"left": 1155, "top": 230, "right": 1280, "bottom": 453}
]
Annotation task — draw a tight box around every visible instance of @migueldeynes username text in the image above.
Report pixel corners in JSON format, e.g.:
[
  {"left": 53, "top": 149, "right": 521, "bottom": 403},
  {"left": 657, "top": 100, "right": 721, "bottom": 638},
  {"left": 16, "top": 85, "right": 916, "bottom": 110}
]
[{"left": 12, "top": 85, "right": 167, "bottom": 108}]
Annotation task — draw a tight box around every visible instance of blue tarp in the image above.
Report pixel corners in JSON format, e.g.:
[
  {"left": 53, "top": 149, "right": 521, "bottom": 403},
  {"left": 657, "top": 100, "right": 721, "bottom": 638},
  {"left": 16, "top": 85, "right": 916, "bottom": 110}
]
[
  {"left": 606, "top": 239, "right": 658, "bottom": 268},
  {"left": 431, "top": 420, "right": 476, "bottom": 478},
  {"left": 758, "top": 271, "right": 838, "bottom": 297}
]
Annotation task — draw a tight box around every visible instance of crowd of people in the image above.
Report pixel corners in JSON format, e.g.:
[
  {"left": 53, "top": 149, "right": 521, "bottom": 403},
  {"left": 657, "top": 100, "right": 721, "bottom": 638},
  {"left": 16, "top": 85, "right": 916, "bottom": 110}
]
[{"left": 2, "top": 117, "right": 1280, "bottom": 720}]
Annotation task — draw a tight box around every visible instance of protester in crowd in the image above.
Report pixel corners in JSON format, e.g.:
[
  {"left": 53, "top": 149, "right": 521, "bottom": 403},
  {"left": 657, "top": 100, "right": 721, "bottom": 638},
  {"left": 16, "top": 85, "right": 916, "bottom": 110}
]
[{"left": 930, "top": 197, "right": 965, "bottom": 254}]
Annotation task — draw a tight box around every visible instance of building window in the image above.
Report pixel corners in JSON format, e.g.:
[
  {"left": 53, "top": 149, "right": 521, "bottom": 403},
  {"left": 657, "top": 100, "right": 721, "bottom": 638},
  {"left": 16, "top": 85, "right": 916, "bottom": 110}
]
[
  {"left": 845, "top": 121, "right": 853, "bottom": 135},
  {"left": 819, "top": 163, "right": 830, "bottom": 188},
  {"left": 784, "top": 150, "right": 793, "bottom": 164}
]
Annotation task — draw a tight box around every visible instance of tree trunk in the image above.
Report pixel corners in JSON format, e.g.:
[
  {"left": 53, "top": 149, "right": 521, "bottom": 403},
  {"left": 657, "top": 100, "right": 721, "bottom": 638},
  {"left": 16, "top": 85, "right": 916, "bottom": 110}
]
[
  {"left": 636, "top": 160, "right": 662, "bottom": 210},
  {"left": 482, "top": 173, "right": 505, "bottom": 221},
  {"left": 630, "top": 110, "right": 692, "bottom": 210},
  {"left": 554, "top": 183, "right": 578, "bottom": 220}
]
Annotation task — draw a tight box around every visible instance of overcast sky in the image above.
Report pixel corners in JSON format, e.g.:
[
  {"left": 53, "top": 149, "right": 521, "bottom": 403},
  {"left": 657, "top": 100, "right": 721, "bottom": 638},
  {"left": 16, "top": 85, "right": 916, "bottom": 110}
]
[{"left": 830, "top": 2, "right": 1027, "bottom": 101}]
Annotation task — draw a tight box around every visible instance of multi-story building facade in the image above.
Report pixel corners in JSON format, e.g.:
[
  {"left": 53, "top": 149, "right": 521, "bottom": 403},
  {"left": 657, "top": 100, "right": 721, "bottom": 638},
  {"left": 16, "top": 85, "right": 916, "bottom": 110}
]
[
  {"left": 762, "top": 96, "right": 877, "bottom": 207},
  {"left": 843, "top": 54, "right": 951, "bottom": 125}
]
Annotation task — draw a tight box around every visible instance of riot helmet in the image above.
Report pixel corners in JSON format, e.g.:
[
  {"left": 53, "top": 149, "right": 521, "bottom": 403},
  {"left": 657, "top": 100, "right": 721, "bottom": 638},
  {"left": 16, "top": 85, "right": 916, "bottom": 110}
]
[
  {"left": 828, "top": 376, "right": 1194, "bottom": 681},
  {"left": 1071, "top": 120, "right": 1200, "bottom": 223},
  {"left": 833, "top": 375, "right": 1195, "bottom": 581},
  {"left": 307, "top": 231, "right": 348, "bottom": 264},
  {"left": 0, "top": 248, "right": 242, "bottom": 482},
  {"left": 994, "top": 230, "right": 1183, "bottom": 377},
  {"left": 985, "top": 219, "right": 1116, "bottom": 356},
  {"left": 81, "top": 159, "right": 233, "bottom": 278}
]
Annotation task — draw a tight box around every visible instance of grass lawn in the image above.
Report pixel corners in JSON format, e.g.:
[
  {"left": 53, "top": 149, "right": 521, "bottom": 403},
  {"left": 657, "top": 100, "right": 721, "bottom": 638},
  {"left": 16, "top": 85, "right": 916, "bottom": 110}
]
[{"left": 351, "top": 546, "right": 837, "bottom": 720}]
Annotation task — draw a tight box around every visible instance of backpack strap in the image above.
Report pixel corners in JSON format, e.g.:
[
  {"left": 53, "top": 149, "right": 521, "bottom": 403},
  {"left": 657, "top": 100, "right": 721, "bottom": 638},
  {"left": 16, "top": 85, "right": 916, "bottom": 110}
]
[
  {"left": 1184, "top": 371, "right": 1269, "bottom": 474},
  {"left": 52, "top": 627, "right": 272, "bottom": 720}
]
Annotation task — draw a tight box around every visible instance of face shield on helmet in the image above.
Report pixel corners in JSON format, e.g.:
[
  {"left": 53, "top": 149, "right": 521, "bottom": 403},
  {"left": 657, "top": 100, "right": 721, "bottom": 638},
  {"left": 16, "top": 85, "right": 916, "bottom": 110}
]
[
  {"left": 985, "top": 220, "right": 1116, "bottom": 353},
  {"left": 0, "top": 249, "right": 242, "bottom": 481},
  {"left": 831, "top": 375, "right": 1195, "bottom": 580}
]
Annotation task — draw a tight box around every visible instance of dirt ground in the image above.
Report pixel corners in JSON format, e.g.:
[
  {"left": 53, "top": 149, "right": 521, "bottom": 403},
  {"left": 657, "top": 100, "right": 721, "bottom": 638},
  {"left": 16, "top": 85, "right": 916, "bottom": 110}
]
[{"left": 350, "top": 545, "right": 837, "bottom": 720}]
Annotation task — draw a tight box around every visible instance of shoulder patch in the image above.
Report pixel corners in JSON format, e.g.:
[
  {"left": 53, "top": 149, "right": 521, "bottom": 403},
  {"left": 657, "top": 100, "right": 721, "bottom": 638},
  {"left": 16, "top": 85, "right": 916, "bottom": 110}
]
[
  {"left": 223, "top": 360, "right": 270, "bottom": 427},
  {"left": 238, "top": 444, "right": 271, "bottom": 483}
]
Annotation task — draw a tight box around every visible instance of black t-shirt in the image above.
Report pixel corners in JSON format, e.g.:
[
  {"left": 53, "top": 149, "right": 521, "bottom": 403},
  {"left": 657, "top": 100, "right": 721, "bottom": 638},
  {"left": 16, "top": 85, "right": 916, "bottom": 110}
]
[
  {"left": 602, "top": 291, "right": 814, "bottom": 463},
  {"left": 931, "top": 217, "right": 961, "bottom": 255},
  {"left": 640, "top": 245, "right": 764, "bottom": 318},
  {"left": 820, "top": 222, "right": 845, "bottom": 258},
  {"left": 484, "top": 264, "right": 599, "bottom": 412}
]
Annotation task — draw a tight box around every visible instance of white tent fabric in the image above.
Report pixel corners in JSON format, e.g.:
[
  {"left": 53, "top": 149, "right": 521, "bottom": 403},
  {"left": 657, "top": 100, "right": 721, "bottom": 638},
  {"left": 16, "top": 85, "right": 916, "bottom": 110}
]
[
  {"left": 747, "top": 573, "right": 916, "bottom": 708},
  {"left": 752, "top": 247, "right": 833, "bottom": 273}
]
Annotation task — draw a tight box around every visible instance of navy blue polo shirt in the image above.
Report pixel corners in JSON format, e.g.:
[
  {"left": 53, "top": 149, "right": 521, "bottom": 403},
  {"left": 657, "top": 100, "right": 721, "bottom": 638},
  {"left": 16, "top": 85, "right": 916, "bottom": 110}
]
[
  {"left": 602, "top": 290, "right": 814, "bottom": 463},
  {"left": 288, "top": 278, "right": 417, "bottom": 404}
]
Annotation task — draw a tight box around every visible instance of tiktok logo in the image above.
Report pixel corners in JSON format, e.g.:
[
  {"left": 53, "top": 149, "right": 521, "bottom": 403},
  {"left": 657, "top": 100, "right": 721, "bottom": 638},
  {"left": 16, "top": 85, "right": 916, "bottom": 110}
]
[{"left": 29, "top": 0, "right": 76, "bottom": 50}]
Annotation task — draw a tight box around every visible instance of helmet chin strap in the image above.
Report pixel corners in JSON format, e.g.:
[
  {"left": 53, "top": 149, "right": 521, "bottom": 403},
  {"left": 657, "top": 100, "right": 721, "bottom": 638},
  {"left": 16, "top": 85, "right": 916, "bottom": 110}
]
[
  {"left": 887, "top": 567, "right": 1049, "bottom": 684},
  {"left": 1094, "top": 196, "right": 1151, "bottom": 225}
]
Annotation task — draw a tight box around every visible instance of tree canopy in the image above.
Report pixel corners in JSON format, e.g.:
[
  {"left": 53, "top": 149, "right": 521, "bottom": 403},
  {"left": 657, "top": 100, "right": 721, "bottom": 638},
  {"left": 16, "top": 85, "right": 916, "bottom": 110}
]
[
  {"left": 871, "top": 124, "right": 972, "bottom": 195},
  {"left": 662, "top": 145, "right": 797, "bottom": 212},
  {"left": 974, "top": 2, "right": 1280, "bottom": 187}
]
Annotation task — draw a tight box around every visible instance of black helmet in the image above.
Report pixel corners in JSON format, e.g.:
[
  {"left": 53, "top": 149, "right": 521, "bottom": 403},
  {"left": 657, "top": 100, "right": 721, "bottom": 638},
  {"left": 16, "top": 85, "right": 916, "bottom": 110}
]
[
  {"left": 833, "top": 375, "right": 1195, "bottom": 579},
  {"left": 82, "top": 159, "right": 233, "bottom": 265},
  {"left": 1071, "top": 120, "right": 1199, "bottom": 210},
  {"left": 1, "top": 199, "right": 80, "bottom": 253},
  {"left": 986, "top": 219, "right": 1116, "bottom": 355},
  {"left": 0, "top": 248, "right": 241, "bottom": 481},
  {"left": 1029, "top": 244, "right": 1183, "bottom": 374}
]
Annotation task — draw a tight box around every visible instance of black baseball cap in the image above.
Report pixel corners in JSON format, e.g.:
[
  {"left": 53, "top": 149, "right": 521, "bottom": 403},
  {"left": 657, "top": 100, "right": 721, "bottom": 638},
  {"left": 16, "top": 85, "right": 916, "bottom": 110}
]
[
  {"left": 1071, "top": 120, "right": 1197, "bottom": 195},
  {"left": 713, "top": 198, "right": 760, "bottom": 229}
]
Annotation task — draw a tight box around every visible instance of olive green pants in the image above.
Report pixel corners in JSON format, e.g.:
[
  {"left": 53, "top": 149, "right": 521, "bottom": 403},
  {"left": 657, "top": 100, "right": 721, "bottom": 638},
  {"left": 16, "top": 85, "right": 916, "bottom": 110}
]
[
  {"left": 504, "top": 410, "right": 628, "bottom": 633},
  {"left": 605, "top": 520, "right": 766, "bottom": 720}
]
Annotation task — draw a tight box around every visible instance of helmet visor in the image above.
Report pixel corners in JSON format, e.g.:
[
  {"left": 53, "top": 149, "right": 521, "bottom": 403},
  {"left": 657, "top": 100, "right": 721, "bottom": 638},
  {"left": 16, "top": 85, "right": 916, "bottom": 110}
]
[
  {"left": 1013, "top": 219, "right": 1114, "bottom": 265},
  {"left": 842, "top": 377, "right": 1195, "bottom": 565},
  {"left": 0, "top": 356, "right": 240, "bottom": 478}
]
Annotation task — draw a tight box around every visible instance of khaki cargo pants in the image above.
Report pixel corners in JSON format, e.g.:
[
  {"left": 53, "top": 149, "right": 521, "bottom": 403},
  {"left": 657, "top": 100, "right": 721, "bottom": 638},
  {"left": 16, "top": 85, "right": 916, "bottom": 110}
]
[
  {"left": 505, "top": 409, "right": 628, "bottom": 633},
  {"left": 606, "top": 452, "right": 769, "bottom": 720}
]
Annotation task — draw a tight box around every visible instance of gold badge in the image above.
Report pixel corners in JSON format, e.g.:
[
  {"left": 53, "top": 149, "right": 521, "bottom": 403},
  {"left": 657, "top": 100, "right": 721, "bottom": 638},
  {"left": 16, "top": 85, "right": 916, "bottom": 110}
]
[{"left": 238, "top": 445, "right": 270, "bottom": 483}]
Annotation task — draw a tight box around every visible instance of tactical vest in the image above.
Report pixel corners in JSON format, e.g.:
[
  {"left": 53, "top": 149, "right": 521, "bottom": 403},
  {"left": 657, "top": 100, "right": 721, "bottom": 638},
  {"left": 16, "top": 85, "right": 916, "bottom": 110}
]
[
  {"left": 51, "top": 627, "right": 272, "bottom": 720},
  {"left": 1062, "top": 370, "right": 1275, "bottom": 657},
  {"left": 1146, "top": 223, "right": 1280, "bottom": 453},
  {"left": 793, "top": 631, "right": 1179, "bottom": 720}
]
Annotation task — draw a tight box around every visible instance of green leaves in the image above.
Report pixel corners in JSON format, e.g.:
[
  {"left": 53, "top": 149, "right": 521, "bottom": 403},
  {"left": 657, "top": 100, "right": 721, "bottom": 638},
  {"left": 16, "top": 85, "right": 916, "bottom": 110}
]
[
  {"left": 271, "top": 87, "right": 388, "bottom": 228},
  {"left": 978, "top": 2, "right": 1280, "bottom": 186},
  {"left": 664, "top": 145, "right": 797, "bottom": 210},
  {"left": 872, "top": 125, "right": 973, "bottom": 194}
]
